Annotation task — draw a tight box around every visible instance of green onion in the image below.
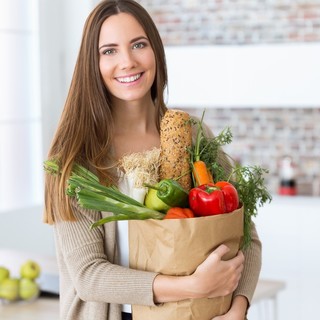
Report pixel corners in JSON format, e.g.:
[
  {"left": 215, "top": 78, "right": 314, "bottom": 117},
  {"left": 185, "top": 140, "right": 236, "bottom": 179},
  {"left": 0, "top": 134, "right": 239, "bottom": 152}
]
[
  {"left": 75, "top": 188, "right": 163, "bottom": 217},
  {"left": 44, "top": 160, "right": 165, "bottom": 228},
  {"left": 90, "top": 213, "right": 161, "bottom": 229},
  {"left": 67, "top": 175, "right": 144, "bottom": 207}
]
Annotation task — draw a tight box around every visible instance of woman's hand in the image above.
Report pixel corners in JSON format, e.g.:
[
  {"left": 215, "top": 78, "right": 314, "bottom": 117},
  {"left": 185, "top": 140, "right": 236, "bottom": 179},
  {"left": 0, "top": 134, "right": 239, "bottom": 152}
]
[
  {"left": 153, "top": 244, "right": 244, "bottom": 303},
  {"left": 190, "top": 244, "right": 245, "bottom": 299},
  {"left": 212, "top": 295, "right": 248, "bottom": 320}
]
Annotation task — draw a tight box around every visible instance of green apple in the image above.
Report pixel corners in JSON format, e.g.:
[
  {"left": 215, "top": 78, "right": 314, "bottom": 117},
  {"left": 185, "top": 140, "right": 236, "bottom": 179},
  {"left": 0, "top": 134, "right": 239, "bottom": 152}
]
[
  {"left": 19, "top": 278, "right": 40, "bottom": 300},
  {"left": 20, "top": 260, "right": 41, "bottom": 280},
  {"left": 0, "top": 278, "right": 19, "bottom": 301},
  {"left": 144, "top": 188, "right": 171, "bottom": 212},
  {"left": 0, "top": 266, "right": 10, "bottom": 283}
]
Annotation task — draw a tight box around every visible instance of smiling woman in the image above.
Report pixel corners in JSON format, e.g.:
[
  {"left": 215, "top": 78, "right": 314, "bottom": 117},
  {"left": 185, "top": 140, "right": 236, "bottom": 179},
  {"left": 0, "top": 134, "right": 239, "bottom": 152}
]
[{"left": 42, "top": 1, "right": 260, "bottom": 320}]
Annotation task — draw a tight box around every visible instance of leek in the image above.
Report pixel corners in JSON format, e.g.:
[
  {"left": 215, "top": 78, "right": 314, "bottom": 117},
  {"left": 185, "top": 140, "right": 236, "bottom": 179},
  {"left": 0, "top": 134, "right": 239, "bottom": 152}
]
[{"left": 44, "top": 160, "right": 165, "bottom": 228}]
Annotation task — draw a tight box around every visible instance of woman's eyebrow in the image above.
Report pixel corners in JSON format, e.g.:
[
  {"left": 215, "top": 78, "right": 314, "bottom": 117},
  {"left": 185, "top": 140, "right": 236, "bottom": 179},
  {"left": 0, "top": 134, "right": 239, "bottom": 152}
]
[
  {"left": 99, "top": 36, "right": 149, "bottom": 50},
  {"left": 130, "top": 36, "right": 149, "bottom": 43}
]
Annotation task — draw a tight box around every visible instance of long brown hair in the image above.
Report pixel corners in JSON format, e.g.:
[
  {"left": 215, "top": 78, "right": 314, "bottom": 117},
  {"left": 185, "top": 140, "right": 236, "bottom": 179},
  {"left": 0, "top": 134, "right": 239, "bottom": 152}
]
[{"left": 44, "top": 0, "right": 168, "bottom": 224}]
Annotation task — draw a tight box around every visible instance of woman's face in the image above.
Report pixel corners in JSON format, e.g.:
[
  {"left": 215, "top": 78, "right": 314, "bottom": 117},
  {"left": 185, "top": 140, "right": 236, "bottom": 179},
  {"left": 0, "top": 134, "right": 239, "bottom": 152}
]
[{"left": 98, "top": 13, "right": 156, "bottom": 104}]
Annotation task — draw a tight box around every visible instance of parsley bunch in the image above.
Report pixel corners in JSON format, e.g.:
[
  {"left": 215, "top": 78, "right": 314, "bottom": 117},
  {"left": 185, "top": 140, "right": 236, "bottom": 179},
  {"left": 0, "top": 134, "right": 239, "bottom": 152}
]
[{"left": 231, "top": 165, "right": 272, "bottom": 248}]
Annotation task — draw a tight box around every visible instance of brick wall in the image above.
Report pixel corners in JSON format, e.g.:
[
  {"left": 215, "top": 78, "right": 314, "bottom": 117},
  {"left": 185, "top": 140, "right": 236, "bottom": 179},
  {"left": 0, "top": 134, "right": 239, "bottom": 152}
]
[
  {"left": 184, "top": 107, "right": 320, "bottom": 196},
  {"left": 141, "top": 0, "right": 320, "bottom": 45},
  {"left": 139, "top": 0, "right": 320, "bottom": 196}
]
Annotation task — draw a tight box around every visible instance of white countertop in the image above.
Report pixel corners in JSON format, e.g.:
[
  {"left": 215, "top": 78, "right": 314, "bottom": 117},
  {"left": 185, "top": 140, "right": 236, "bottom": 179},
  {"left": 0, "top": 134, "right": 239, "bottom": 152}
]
[
  {"left": 0, "top": 279, "right": 284, "bottom": 320},
  {"left": 0, "top": 297, "right": 59, "bottom": 320},
  {"left": 256, "top": 194, "right": 320, "bottom": 215},
  {"left": 269, "top": 194, "right": 320, "bottom": 204}
]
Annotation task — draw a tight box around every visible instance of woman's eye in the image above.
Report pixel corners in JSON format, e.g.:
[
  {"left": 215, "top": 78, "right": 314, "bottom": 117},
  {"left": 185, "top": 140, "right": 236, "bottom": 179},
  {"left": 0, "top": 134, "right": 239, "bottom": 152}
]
[
  {"left": 133, "top": 42, "right": 146, "bottom": 49},
  {"left": 102, "top": 48, "right": 116, "bottom": 55}
]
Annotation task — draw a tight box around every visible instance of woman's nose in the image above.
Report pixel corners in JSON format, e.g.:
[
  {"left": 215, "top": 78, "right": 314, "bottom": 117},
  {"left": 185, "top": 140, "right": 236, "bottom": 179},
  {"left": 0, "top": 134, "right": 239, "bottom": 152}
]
[{"left": 119, "top": 50, "right": 137, "bottom": 70}]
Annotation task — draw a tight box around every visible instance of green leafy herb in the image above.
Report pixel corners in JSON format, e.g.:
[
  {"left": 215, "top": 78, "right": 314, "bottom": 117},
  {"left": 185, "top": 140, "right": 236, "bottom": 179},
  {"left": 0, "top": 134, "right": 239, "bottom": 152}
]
[{"left": 229, "top": 165, "right": 272, "bottom": 248}]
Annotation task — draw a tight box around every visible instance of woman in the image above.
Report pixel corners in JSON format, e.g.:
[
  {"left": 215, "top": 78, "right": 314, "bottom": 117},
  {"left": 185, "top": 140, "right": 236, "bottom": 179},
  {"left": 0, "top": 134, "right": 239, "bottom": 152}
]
[{"left": 44, "top": 1, "right": 261, "bottom": 319}]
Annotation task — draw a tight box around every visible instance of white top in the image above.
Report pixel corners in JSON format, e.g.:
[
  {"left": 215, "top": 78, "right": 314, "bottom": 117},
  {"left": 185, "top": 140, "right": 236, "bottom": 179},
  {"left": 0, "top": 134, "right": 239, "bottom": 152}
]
[
  {"left": 116, "top": 220, "right": 131, "bottom": 313},
  {"left": 115, "top": 148, "right": 160, "bottom": 313},
  {"left": 117, "top": 172, "right": 148, "bottom": 313}
]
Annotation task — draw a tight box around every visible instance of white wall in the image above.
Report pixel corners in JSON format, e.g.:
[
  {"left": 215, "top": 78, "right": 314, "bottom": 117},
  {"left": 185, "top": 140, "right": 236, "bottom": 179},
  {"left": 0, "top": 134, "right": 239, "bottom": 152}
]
[
  {"left": 165, "top": 43, "right": 320, "bottom": 108},
  {"left": 0, "top": 1, "right": 94, "bottom": 256},
  {"left": 39, "top": 0, "right": 93, "bottom": 158},
  {"left": 0, "top": 0, "right": 42, "bottom": 212}
]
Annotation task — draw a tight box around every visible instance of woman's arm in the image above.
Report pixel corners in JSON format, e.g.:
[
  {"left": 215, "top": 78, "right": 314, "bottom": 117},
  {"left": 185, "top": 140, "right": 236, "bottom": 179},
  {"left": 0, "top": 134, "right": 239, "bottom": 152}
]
[
  {"left": 54, "top": 200, "right": 158, "bottom": 306},
  {"left": 233, "top": 222, "right": 262, "bottom": 303},
  {"left": 210, "top": 223, "right": 261, "bottom": 320},
  {"left": 212, "top": 295, "right": 248, "bottom": 320},
  {"left": 153, "top": 244, "right": 245, "bottom": 303}
]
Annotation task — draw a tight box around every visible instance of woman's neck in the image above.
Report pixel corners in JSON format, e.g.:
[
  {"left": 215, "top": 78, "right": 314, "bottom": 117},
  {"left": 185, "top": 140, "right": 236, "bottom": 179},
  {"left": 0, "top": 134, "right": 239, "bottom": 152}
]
[{"left": 111, "top": 99, "right": 160, "bottom": 159}]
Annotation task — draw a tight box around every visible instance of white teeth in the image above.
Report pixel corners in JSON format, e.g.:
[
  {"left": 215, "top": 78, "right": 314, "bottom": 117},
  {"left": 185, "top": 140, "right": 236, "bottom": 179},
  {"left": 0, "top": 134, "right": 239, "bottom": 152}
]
[{"left": 117, "top": 73, "right": 141, "bottom": 83}]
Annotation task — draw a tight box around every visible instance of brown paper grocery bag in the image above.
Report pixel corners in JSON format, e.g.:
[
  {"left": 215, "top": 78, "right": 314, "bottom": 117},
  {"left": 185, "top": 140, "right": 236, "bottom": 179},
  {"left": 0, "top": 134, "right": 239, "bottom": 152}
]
[{"left": 129, "top": 206, "right": 244, "bottom": 320}]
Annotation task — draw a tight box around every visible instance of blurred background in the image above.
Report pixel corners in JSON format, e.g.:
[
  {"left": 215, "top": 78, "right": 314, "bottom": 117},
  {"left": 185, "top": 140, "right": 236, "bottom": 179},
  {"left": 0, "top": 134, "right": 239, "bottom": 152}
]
[{"left": 0, "top": 0, "right": 319, "bottom": 319}]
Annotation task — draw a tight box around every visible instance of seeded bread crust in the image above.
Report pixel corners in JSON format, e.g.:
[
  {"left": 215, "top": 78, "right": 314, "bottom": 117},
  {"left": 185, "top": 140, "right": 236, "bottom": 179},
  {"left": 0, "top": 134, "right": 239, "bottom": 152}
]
[{"left": 159, "top": 109, "right": 192, "bottom": 191}]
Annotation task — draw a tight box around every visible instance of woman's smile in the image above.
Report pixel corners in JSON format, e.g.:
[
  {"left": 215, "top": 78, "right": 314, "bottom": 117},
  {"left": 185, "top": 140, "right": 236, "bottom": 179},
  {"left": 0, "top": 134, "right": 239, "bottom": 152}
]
[{"left": 116, "top": 72, "right": 143, "bottom": 84}]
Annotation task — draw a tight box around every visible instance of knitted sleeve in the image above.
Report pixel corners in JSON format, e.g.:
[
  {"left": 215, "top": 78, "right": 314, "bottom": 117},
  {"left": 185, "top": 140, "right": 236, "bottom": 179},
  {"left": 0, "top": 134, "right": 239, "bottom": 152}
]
[
  {"left": 234, "top": 222, "right": 262, "bottom": 303},
  {"left": 54, "top": 199, "right": 158, "bottom": 306}
]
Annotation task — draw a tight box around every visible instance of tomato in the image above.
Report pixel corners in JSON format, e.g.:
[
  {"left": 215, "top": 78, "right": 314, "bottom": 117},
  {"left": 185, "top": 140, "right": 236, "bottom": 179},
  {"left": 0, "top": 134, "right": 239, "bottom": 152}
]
[{"left": 163, "top": 207, "right": 195, "bottom": 219}]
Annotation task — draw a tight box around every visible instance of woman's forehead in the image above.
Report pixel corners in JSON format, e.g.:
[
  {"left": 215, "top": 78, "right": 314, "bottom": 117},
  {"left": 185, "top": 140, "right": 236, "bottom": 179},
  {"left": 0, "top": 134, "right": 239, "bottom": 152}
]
[{"left": 99, "top": 12, "right": 147, "bottom": 44}]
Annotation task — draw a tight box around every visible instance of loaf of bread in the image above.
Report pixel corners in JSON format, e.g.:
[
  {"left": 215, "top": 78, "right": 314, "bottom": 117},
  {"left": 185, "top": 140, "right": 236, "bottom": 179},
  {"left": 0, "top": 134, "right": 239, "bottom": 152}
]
[{"left": 159, "top": 109, "right": 192, "bottom": 191}]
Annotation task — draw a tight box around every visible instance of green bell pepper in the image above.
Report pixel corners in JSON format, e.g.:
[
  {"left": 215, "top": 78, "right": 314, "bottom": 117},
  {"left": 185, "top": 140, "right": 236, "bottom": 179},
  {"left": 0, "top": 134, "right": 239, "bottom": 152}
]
[{"left": 149, "top": 179, "right": 189, "bottom": 208}]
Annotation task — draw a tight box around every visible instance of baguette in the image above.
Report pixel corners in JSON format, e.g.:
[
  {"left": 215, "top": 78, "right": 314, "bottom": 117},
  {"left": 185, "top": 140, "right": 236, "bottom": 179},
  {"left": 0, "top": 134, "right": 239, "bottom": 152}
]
[{"left": 159, "top": 109, "right": 192, "bottom": 191}]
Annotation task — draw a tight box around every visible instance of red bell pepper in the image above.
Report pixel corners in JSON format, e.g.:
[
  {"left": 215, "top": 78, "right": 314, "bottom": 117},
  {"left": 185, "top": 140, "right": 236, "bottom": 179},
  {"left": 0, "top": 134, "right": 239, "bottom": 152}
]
[{"left": 189, "top": 181, "right": 239, "bottom": 216}]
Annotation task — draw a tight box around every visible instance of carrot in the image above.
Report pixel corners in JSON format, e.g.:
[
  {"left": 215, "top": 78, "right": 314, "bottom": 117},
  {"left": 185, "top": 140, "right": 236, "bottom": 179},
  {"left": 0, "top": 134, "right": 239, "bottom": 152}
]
[
  {"left": 191, "top": 110, "right": 214, "bottom": 186},
  {"left": 192, "top": 160, "right": 213, "bottom": 186}
]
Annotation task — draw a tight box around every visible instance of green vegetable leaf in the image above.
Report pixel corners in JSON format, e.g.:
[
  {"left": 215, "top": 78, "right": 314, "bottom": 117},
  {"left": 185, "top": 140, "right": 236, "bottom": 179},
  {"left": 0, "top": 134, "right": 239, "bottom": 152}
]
[{"left": 231, "top": 165, "right": 272, "bottom": 249}]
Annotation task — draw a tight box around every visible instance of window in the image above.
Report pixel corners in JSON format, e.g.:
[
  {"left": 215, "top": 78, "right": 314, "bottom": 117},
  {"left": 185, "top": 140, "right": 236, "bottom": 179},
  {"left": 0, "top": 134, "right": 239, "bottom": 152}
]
[{"left": 0, "top": 0, "right": 42, "bottom": 212}]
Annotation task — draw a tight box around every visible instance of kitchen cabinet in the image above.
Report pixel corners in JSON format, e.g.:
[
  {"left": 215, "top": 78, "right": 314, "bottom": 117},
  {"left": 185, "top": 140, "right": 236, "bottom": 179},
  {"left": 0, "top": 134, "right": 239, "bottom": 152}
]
[{"left": 248, "top": 195, "right": 320, "bottom": 320}]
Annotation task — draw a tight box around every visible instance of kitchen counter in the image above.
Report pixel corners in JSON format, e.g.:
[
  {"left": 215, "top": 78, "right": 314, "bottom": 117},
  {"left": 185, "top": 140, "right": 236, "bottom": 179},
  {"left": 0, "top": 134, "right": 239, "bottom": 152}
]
[
  {"left": 0, "top": 297, "right": 59, "bottom": 320},
  {"left": 261, "top": 194, "right": 320, "bottom": 208},
  {"left": 253, "top": 194, "right": 320, "bottom": 320},
  {"left": 0, "top": 280, "right": 285, "bottom": 319}
]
